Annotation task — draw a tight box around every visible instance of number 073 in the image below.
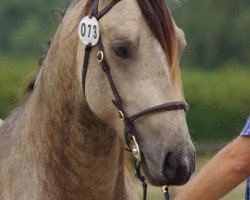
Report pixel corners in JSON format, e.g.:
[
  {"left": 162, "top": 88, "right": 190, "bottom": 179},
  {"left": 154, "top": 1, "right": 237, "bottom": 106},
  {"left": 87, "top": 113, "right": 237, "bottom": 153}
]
[
  {"left": 78, "top": 16, "right": 99, "bottom": 46},
  {"left": 80, "top": 23, "right": 98, "bottom": 39}
]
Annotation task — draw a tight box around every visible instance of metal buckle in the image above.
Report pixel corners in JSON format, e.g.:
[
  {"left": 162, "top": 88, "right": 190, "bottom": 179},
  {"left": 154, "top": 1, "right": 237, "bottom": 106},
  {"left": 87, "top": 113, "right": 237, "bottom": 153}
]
[
  {"left": 131, "top": 135, "right": 141, "bottom": 167},
  {"left": 97, "top": 51, "right": 104, "bottom": 63},
  {"left": 162, "top": 186, "right": 169, "bottom": 193},
  {"left": 118, "top": 110, "right": 125, "bottom": 121}
]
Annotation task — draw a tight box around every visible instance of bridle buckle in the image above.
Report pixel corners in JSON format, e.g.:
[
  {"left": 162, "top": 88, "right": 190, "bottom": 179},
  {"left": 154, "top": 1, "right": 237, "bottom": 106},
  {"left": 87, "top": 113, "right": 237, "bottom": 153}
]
[
  {"left": 118, "top": 110, "right": 125, "bottom": 121},
  {"left": 131, "top": 135, "right": 141, "bottom": 167},
  {"left": 97, "top": 51, "right": 104, "bottom": 63},
  {"left": 162, "top": 186, "right": 169, "bottom": 193}
]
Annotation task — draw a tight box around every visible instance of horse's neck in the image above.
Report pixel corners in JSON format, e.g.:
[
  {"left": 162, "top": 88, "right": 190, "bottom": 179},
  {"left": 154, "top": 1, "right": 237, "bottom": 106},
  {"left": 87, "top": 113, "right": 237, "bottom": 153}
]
[{"left": 0, "top": 32, "right": 129, "bottom": 200}]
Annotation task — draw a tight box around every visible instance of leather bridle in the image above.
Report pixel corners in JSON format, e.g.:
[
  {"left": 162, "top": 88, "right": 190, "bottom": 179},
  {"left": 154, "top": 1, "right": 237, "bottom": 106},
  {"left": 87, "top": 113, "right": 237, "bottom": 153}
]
[{"left": 81, "top": 0, "right": 188, "bottom": 199}]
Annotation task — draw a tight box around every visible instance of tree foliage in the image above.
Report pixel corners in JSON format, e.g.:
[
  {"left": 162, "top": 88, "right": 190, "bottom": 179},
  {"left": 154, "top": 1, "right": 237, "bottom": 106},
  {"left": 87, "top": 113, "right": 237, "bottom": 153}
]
[
  {"left": 0, "top": 0, "right": 249, "bottom": 68},
  {"left": 0, "top": 0, "right": 67, "bottom": 56},
  {"left": 173, "top": 0, "right": 250, "bottom": 68}
]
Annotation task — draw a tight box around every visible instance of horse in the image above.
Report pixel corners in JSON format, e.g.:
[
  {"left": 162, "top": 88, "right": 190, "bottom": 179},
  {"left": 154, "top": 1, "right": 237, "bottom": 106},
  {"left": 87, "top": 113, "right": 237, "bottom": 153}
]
[{"left": 0, "top": 0, "right": 195, "bottom": 199}]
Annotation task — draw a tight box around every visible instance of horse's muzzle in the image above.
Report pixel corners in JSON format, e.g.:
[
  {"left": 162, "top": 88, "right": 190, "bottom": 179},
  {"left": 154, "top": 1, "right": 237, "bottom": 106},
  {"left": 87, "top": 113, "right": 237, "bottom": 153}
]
[{"left": 161, "top": 150, "right": 196, "bottom": 185}]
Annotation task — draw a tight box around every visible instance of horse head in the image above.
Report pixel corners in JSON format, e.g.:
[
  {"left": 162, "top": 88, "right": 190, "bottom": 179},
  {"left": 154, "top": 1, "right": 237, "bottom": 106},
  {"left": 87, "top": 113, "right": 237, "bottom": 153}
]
[{"left": 74, "top": 0, "right": 195, "bottom": 186}]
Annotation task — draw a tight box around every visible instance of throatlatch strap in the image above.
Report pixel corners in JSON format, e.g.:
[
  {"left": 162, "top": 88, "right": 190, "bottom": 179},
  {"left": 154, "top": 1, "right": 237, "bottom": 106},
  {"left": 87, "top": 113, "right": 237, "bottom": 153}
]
[{"left": 82, "top": 45, "right": 92, "bottom": 96}]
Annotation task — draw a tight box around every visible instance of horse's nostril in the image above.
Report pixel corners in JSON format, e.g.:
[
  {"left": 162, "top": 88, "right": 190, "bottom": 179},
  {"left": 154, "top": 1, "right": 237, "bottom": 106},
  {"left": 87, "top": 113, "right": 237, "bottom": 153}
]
[
  {"left": 162, "top": 152, "right": 175, "bottom": 179},
  {"left": 162, "top": 151, "right": 194, "bottom": 185}
]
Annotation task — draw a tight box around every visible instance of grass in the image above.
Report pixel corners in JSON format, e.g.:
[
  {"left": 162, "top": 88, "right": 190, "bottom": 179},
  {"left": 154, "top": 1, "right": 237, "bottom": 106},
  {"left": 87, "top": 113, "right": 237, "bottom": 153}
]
[
  {"left": 182, "top": 67, "right": 250, "bottom": 141},
  {"left": 0, "top": 56, "right": 37, "bottom": 118}
]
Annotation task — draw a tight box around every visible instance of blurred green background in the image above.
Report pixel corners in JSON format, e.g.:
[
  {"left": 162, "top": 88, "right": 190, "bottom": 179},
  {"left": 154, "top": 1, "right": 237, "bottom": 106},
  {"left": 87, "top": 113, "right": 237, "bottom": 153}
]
[
  {"left": 0, "top": 0, "right": 249, "bottom": 199},
  {"left": 0, "top": 0, "right": 249, "bottom": 141}
]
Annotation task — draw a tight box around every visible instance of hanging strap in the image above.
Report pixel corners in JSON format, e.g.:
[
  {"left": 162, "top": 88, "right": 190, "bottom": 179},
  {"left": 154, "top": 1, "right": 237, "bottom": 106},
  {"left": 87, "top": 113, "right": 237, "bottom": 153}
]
[
  {"left": 82, "top": 44, "right": 92, "bottom": 94},
  {"left": 82, "top": 0, "right": 121, "bottom": 96},
  {"left": 97, "top": 38, "right": 124, "bottom": 112},
  {"left": 163, "top": 186, "right": 170, "bottom": 200}
]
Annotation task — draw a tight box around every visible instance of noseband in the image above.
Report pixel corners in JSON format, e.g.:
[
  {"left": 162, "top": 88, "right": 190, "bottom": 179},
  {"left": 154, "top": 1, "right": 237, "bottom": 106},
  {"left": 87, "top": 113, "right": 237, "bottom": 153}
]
[{"left": 80, "top": 0, "right": 188, "bottom": 199}]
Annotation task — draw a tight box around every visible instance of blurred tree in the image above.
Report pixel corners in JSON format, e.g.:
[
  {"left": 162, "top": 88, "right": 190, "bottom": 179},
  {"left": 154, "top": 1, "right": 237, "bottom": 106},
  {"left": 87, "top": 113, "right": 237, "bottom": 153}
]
[
  {"left": 0, "top": 0, "right": 249, "bottom": 66},
  {"left": 0, "top": 0, "right": 67, "bottom": 56},
  {"left": 173, "top": 0, "right": 250, "bottom": 68}
]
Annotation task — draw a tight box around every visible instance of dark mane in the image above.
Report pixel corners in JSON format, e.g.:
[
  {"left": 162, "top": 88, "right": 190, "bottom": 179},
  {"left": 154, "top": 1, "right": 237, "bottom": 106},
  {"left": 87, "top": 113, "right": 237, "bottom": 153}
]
[{"left": 137, "top": 0, "right": 176, "bottom": 66}]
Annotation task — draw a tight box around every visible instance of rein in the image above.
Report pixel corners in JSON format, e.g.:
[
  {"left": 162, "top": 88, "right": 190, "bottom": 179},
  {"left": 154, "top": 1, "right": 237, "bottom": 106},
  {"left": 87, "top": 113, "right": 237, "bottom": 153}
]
[{"left": 80, "top": 0, "right": 188, "bottom": 199}]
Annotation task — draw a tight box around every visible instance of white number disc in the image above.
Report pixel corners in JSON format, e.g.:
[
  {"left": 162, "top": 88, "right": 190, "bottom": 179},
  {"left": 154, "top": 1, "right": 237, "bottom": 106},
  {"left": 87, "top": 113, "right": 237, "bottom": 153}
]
[{"left": 78, "top": 16, "right": 100, "bottom": 46}]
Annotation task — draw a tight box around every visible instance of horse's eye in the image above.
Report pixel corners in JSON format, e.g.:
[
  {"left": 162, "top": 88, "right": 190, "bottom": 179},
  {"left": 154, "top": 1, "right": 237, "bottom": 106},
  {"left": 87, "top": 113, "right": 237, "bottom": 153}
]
[{"left": 112, "top": 45, "right": 131, "bottom": 58}]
